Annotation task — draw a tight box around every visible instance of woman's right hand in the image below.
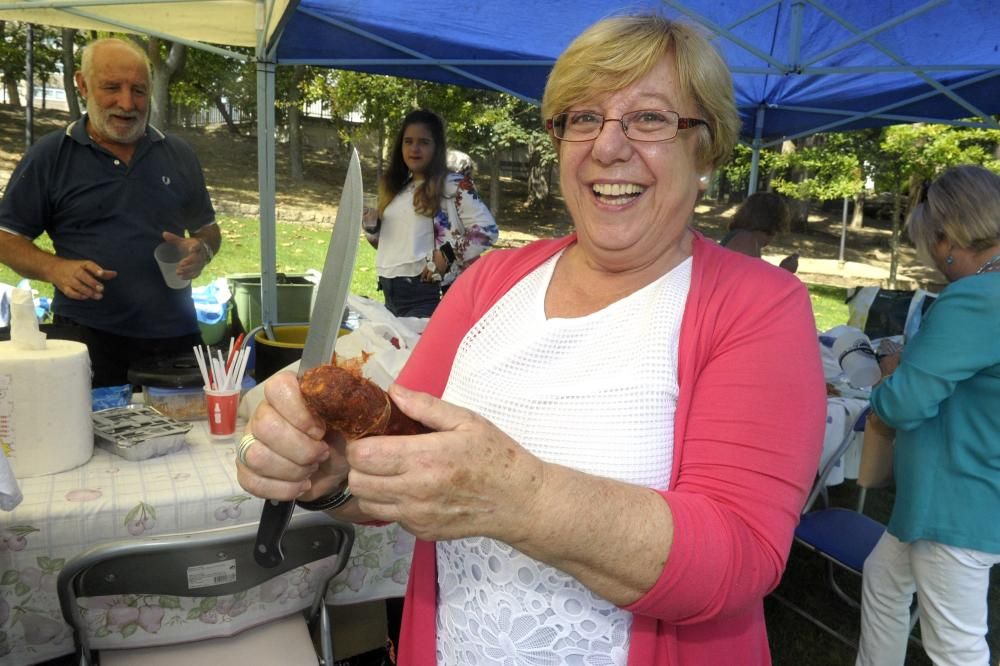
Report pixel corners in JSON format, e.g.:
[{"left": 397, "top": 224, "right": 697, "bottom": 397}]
[{"left": 236, "top": 371, "right": 350, "bottom": 502}]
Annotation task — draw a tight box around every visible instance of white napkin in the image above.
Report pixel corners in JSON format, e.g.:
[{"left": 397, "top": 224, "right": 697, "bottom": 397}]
[
  {"left": 0, "top": 449, "right": 23, "bottom": 511},
  {"left": 10, "top": 287, "right": 46, "bottom": 350}
]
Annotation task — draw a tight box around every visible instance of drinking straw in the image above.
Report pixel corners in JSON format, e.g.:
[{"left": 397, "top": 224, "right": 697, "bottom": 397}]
[
  {"left": 193, "top": 344, "right": 212, "bottom": 390},
  {"left": 214, "top": 350, "right": 228, "bottom": 390},
  {"left": 226, "top": 334, "right": 245, "bottom": 371},
  {"left": 233, "top": 347, "right": 251, "bottom": 391}
]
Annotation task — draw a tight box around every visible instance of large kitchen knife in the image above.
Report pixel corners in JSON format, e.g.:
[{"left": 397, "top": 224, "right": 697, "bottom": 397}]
[{"left": 254, "top": 148, "right": 363, "bottom": 567}]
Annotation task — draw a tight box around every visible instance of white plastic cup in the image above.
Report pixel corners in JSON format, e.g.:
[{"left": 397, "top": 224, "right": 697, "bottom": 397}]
[
  {"left": 362, "top": 193, "right": 379, "bottom": 233},
  {"left": 832, "top": 328, "right": 881, "bottom": 388},
  {"left": 154, "top": 242, "right": 190, "bottom": 289}
]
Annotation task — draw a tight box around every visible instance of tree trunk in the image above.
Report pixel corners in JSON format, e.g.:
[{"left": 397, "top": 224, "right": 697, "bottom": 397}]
[
  {"left": 4, "top": 78, "right": 20, "bottom": 107},
  {"left": 0, "top": 22, "right": 20, "bottom": 107},
  {"left": 781, "top": 139, "right": 810, "bottom": 232},
  {"left": 850, "top": 191, "right": 865, "bottom": 229},
  {"left": 489, "top": 147, "right": 501, "bottom": 215},
  {"left": 143, "top": 38, "right": 186, "bottom": 129},
  {"left": 212, "top": 95, "right": 239, "bottom": 134},
  {"left": 525, "top": 142, "right": 549, "bottom": 207},
  {"left": 62, "top": 28, "right": 81, "bottom": 119},
  {"left": 287, "top": 65, "right": 305, "bottom": 182},
  {"left": 376, "top": 123, "right": 385, "bottom": 181}
]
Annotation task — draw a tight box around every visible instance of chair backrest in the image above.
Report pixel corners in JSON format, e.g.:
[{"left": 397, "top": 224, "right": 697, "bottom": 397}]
[
  {"left": 57, "top": 511, "right": 354, "bottom": 661},
  {"left": 802, "top": 405, "right": 870, "bottom": 513}
]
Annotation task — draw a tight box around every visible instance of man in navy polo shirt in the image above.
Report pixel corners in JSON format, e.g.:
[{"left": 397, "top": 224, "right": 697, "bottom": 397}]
[{"left": 0, "top": 37, "right": 221, "bottom": 387}]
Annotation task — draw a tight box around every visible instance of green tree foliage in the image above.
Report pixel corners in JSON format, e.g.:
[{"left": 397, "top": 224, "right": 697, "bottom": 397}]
[
  {"left": 771, "top": 133, "right": 864, "bottom": 202},
  {"left": 878, "top": 123, "right": 1000, "bottom": 189},
  {"left": 170, "top": 47, "right": 254, "bottom": 132},
  {"left": 0, "top": 22, "right": 62, "bottom": 106},
  {"left": 719, "top": 143, "right": 777, "bottom": 196}
]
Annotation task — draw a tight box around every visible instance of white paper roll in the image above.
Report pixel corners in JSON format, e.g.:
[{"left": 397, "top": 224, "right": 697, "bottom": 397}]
[{"left": 0, "top": 339, "right": 94, "bottom": 477}]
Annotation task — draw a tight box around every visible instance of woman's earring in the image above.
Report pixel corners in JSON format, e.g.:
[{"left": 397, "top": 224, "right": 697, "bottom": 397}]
[
  {"left": 946, "top": 255, "right": 954, "bottom": 265},
  {"left": 699, "top": 174, "right": 710, "bottom": 184}
]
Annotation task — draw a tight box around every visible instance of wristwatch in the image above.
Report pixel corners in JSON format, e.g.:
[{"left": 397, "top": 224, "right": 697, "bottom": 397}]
[{"left": 199, "top": 239, "right": 214, "bottom": 263}]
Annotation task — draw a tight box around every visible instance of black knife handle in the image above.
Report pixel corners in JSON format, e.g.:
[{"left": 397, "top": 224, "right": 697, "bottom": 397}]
[{"left": 254, "top": 499, "right": 295, "bottom": 568}]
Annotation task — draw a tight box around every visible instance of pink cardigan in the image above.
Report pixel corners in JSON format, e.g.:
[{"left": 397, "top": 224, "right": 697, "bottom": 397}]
[{"left": 395, "top": 234, "right": 826, "bottom": 665}]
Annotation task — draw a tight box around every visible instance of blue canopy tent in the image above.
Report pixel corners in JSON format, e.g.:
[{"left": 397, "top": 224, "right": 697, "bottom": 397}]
[
  {"left": 0, "top": 0, "right": 998, "bottom": 326},
  {"left": 278, "top": 0, "right": 1000, "bottom": 196}
]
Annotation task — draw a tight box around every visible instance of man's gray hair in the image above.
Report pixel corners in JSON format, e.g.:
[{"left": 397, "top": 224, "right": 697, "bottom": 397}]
[{"left": 79, "top": 38, "right": 152, "bottom": 83}]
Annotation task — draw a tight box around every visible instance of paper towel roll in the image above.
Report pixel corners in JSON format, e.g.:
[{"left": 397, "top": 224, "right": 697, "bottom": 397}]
[{"left": 0, "top": 339, "right": 94, "bottom": 477}]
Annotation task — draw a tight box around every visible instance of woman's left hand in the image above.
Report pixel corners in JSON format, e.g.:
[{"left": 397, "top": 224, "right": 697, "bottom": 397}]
[
  {"left": 345, "top": 383, "right": 544, "bottom": 543},
  {"left": 419, "top": 249, "right": 449, "bottom": 282},
  {"left": 878, "top": 351, "right": 901, "bottom": 377}
]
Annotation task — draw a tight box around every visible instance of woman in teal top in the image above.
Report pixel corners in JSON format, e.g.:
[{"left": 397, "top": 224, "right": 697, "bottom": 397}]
[{"left": 857, "top": 165, "right": 1000, "bottom": 666}]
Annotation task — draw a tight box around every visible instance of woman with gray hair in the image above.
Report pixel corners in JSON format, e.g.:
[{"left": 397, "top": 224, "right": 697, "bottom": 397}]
[
  {"left": 238, "top": 14, "right": 825, "bottom": 665},
  {"left": 857, "top": 164, "right": 1000, "bottom": 666}
]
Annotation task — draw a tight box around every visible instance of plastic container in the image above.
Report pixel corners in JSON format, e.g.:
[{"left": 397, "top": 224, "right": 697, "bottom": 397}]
[
  {"left": 92, "top": 404, "right": 192, "bottom": 461},
  {"left": 253, "top": 325, "right": 351, "bottom": 382},
  {"left": 229, "top": 273, "right": 315, "bottom": 334},
  {"left": 128, "top": 353, "right": 204, "bottom": 390},
  {"left": 253, "top": 325, "right": 310, "bottom": 382},
  {"left": 198, "top": 316, "right": 228, "bottom": 346},
  {"left": 145, "top": 375, "right": 256, "bottom": 421}
]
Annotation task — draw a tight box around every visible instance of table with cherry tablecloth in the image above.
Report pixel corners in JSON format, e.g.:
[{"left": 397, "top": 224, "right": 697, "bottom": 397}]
[{"left": 0, "top": 418, "right": 413, "bottom": 665}]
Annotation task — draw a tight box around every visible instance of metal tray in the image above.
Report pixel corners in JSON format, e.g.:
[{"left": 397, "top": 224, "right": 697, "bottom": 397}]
[{"left": 92, "top": 404, "right": 192, "bottom": 461}]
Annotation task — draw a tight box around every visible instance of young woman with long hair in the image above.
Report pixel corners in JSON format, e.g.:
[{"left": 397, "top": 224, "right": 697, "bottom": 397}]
[{"left": 364, "top": 109, "right": 498, "bottom": 317}]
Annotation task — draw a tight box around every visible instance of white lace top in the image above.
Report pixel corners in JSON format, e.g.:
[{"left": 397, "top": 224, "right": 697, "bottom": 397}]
[{"left": 435, "top": 252, "right": 692, "bottom": 665}]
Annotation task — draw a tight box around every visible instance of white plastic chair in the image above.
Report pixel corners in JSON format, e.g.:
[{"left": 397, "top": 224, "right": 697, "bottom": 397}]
[{"left": 58, "top": 512, "right": 354, "bottom": 666}]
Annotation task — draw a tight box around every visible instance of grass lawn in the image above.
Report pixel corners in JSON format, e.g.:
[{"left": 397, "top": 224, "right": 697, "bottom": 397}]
[
  {"left": 808, "top": 283, "right": 849, "bottom": 333},
  {"left": 0, "top": 215, "right": 379, "bottom": 311},
  {"left": 4, "top": 215, "right": 848, "bottom": 333}
]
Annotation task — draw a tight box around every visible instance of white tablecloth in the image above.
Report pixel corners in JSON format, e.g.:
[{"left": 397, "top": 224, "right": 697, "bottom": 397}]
[{"left": 0, "top": 419, "right": 412, "bottom": 665}]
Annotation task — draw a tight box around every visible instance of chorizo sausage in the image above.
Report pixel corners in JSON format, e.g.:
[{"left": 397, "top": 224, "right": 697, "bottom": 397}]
[{"left": 299, "top": 363, "right": 429, "bottom": 438}]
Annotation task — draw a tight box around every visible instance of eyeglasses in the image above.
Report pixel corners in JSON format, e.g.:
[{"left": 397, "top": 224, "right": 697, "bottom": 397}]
[{"left": 546, "top": 109, "right": 709, "bottom": 142}]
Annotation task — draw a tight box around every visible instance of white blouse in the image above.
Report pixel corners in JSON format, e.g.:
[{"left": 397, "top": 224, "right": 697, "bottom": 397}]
[{"left": 435, "top": 251, "right": 692, "bottom": 665}]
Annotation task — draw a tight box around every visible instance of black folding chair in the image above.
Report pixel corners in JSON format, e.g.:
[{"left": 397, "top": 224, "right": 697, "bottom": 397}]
[{"left": 773, "top": 407, "right": 919, "bottom": 648}]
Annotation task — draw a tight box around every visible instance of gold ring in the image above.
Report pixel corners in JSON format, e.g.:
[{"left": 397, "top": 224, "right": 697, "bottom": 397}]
[{"left": 237, "top": 433, "right": 257, "bottom": 466}]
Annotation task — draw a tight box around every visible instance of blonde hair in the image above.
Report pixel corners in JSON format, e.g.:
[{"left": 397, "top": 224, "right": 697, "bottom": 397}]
[
  {"left": 907, "top": 165, "right": 1000, "bottom": 265},
  {"left": 541, "top": 14, "right": 740, "bottom": 169}
]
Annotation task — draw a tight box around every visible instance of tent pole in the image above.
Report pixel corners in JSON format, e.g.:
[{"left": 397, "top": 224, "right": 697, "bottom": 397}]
[
  {"left": 256, "top": 54, "right": 277, "bottom": 332},
  {"left": 838, "top": 197, "right": 849, "bottom": 267},
  {"left": 25, "top": 23, "right": 34, "bottom": 148},
  {"left": 748, "top": 105, "right": 765, "bottom": 195}
]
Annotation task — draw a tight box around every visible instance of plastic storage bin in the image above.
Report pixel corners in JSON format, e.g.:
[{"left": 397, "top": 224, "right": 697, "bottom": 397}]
[
  {"left": 228, "top": 273, "right": 314, "bottom": 334},
  {"left": 145, "top": 376, "right": 256, "bottom": 421}
]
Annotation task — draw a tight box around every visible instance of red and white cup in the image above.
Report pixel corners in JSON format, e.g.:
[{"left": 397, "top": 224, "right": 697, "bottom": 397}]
[{"left": 204, "top": 386, "right": 240, "bottom": 438}]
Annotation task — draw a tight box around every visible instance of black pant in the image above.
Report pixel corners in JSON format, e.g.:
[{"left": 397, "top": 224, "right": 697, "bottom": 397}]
[
  {"left": 378, "top": 276, "right": 441, "bottom": 318},
  {"left": 53, "top": 315, "right": 204, "bottom": 388}
]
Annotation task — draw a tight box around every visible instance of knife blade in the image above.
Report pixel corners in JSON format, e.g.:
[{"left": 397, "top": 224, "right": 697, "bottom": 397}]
[{"left": 254, "top": 148, "right": 363, "bottom": 567}]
